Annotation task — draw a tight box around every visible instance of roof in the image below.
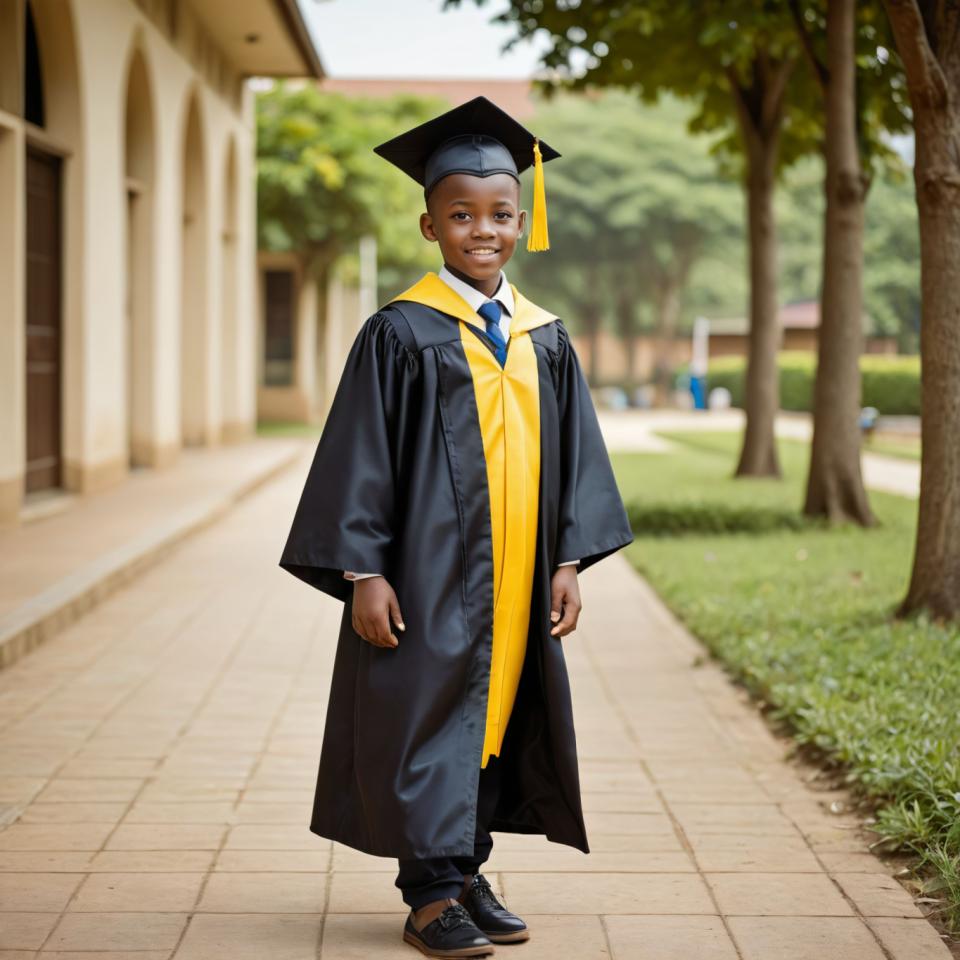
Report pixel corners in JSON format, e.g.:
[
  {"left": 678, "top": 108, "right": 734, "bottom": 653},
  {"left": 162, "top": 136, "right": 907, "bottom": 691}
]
[
  {"left": 191, "top": 0, "right": 324, "bottom": 79},
  {"left": 706, "top": 299, "right": 872, "bottom": 336}
]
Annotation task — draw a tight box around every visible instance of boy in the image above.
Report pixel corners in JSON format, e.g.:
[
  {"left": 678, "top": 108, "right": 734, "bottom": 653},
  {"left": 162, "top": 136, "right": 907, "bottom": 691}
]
[{"left": 279, "top": 97, "right": 633, "bottom": 958}]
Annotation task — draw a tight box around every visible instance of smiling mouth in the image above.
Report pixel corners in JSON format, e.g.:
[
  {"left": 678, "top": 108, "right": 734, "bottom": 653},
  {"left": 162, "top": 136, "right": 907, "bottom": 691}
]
[{"left": 466, "top": 247, "right": 500, "bottom": 256}]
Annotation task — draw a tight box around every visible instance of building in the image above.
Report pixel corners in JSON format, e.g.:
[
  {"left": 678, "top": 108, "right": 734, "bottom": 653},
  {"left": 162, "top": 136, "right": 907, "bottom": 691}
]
[{"left": 0, "top": 0, "right": 322, "bottom": 524}]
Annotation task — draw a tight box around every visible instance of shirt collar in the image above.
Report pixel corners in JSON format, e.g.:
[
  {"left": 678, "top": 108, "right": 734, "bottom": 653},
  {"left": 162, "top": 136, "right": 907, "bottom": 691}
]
[{"left": 438, "top": 264, "right": 515, "bottom": 318}]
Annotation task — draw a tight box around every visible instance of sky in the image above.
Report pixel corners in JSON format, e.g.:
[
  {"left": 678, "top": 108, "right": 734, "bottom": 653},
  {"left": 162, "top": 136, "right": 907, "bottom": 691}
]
[{"left": 298, "top": 0, "right": 551, "bottom": 78}]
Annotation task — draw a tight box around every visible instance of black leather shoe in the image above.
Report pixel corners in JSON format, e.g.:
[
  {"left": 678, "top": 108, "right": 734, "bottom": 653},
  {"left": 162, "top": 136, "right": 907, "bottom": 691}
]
[
  {"left": 460, "top": 873, "right": 530, "bottom": 943},
  {"left": 402, "top": 902, "right": 496, "bottom": 958}
]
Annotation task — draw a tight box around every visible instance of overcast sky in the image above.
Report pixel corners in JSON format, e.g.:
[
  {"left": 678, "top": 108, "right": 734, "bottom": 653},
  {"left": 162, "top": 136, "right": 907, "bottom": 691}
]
[{"left": 299, "top": 0, "right": 550, "bottom": 78}]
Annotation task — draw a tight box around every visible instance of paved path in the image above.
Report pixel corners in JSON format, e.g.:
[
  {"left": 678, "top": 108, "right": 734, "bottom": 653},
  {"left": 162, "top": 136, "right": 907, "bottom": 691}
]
[
  {"left": 0, "top": 452, "right": 949, "bottom": 959},
  {"left": 597, "top": 409, "right": 921, "bottom": 499}
]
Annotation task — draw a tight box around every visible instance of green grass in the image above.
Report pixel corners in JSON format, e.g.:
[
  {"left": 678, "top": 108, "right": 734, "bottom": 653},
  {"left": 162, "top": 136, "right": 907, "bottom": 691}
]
[
  {"left": 864, "top": 433, "right": 921, "bottom": 462},
  {"left": 613, "top": 431, "right": 960, "bottom": 934}
]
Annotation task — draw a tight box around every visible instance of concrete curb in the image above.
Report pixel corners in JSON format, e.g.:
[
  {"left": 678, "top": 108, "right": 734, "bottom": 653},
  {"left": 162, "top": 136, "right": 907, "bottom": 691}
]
[{"left": 0, "top": 443, "right": 304, "bottom": 670}]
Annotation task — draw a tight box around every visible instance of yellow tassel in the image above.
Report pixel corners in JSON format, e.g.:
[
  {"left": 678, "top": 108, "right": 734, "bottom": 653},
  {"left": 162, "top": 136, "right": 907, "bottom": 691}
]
[{"left": 527, "top": 138, "right": 550, "bottom": 252}]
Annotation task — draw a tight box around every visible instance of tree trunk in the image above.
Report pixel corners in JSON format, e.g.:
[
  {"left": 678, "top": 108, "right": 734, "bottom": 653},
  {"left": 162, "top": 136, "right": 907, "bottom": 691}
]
[
  {"left": 735, "top": 138, "right": 783, "bottom": 476},
  {"left": 803, "top": 0, "right": 876, "bottom": 525},
  {"left": 727, "top": 54, "right": 795, "bottom": 478},
  {"left": 652, "top": 272, "right": 682, "bottom": 407},
  {"left": 883, "top": 0, "right": 960, "bottom": 620},
  {"left": 615, "top": 284, "right": 638, "bottom": 388}
]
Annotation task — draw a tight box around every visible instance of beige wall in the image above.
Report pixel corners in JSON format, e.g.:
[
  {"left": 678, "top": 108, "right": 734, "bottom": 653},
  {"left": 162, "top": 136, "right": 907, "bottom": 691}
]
[
  {"left": 255, "top": 252, "right": 366, "bottom": 426},
  {"left": 0, "top": 0, "right": 258, "bottom": 522}
]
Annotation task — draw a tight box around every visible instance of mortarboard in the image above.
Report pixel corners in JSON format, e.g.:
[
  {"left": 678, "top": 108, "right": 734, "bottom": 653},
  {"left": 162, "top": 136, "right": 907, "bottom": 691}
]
[{"left": 373, "top": 96, "right": 559, "bottom": 252}]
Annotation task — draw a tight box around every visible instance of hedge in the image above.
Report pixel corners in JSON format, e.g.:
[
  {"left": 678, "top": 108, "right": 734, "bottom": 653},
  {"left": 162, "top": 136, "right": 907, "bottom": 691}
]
[{"left": 705, "top": 351, "right": 920, "bottom": 415}]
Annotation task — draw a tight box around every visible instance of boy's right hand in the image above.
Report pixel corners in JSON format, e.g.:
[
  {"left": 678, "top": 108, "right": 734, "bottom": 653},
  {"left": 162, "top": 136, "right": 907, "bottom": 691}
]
[{"left": 351, "top": 577, "right": 405, "bottom": 649}]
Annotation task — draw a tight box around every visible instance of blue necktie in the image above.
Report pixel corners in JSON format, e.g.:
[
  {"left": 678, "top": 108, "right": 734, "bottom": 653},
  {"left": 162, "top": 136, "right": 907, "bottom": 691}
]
[{"left": 477, "top": 300, "right": 508, "bottom": 367}]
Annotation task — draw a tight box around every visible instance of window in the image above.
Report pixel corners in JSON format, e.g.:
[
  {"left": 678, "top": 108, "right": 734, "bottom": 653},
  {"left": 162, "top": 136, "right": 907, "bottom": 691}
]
[{"left": 264, "top": 269, "right": 294, "bottom": 386}]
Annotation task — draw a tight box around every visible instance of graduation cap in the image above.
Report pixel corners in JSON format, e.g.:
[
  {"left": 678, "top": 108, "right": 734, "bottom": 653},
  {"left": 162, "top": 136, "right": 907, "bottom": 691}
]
[{"left": 373, "top": 96, "right": 559, "bottom": 252}]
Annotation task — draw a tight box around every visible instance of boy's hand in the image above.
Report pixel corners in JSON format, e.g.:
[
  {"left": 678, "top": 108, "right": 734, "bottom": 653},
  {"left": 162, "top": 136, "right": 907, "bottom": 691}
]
[
  {"left": 351, "top": 577, "right": 405, "bottom": 649},
  {"left": 549, "top": 565, "right": 582, "bottom": 638}
]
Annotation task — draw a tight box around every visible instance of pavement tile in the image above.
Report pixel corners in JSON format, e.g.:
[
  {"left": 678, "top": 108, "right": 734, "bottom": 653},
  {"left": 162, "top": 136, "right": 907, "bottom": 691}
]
[
  {"left": 0, "top": 912, "right": 60, "bottom": 949},
  {"left": 19, "top": 803, "right": 127, "bottom": 824},
  {"left": 502, "top": 871, "right": 716, "bottom": 915},
  {"left": 327, "top": 872, "right": 406, "bottom": 913},
  {"left": 105, "top": 824, "right": 225, "bottom": 851},
  {"left": 728, "top": 916, "right": 887, "bottom": 959},
  {"left": 834, "top": 872, "right": 924, "bottom": 918},
  {"left": 45, "top": 913, "right": 187, "bottom": 951},
  {"left": 36, "top": 781, "right": 143, "bottom": 804},
  {"left": 0, "top": 873, "right": 82, "bottom": 911},
  {"left": 86, "top": 851, "right": 214, "bottom": 872},
  {"left": 213, "top": 850, "right": 330, "bottom": 872},
  {"left": 864, "top": 917, "right": 954, "bottom": 959},
  {"left": 68, "top": 873, "right": 204, "bottom": 911},
  {"left": 605, "top": 915, "right": 739, "bottom": 960},
  {"left": 485, "top": 849, "right": 696, "bottom": 873},
  {"left": 121, "top": 803, "right": 236, "bottom": 824},
  {"left": 196, "top": 872, "right": 326, "bottom": 913},
  {"left": 0, "top": 852, "right": 93, "bottom": 873},
  {"left": 705, "top": 872, "right": 854, "bottom": 916},
  {"left": 223, "top": 825, "right": 320, "bottom": 850},
  {"left": 693, "top": 845, "right": 823, "bottom": 872},
  {"left": 172, "top": 914, "right": 320, "bottom": 959},
  {"left": 318, "top": 913, "right": 430, "bottom": 959},
  {"left": 0, "top": 824, "right": 112, "bottom": 852},
  {"left": 232, "top": 802, "right": 306, "bottom": 825}
]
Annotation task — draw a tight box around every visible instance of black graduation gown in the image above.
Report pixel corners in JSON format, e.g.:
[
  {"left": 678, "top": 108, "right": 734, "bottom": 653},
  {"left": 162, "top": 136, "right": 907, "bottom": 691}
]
[{"left": 278, "top": 294, "right": 633, "bottom": 860}]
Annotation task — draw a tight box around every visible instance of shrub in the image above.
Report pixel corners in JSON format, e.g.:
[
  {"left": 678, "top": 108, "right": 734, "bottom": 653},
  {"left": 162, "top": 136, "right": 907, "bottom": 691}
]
[{"left": 705, "top": 352, "right": 920, "bottom": 415}]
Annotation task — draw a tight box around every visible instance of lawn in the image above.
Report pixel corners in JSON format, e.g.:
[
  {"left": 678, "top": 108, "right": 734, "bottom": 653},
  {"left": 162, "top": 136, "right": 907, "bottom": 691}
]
[{"left": 612, "top": 431, "right": 960, "bottom": 932}]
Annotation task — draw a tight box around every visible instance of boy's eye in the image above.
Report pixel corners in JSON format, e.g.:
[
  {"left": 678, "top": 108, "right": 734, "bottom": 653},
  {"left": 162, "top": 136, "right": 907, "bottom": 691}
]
[
  {"left": 452, "top": 211, "right": 471, "bottom": 221},
  {"left": 494, "top": 211, "right": 513, "bottom": 220}
]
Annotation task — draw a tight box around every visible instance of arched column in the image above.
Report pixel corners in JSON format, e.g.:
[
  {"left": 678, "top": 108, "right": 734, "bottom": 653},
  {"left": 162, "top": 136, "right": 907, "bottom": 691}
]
[
  {"left": 220, "top": 135, "right": 245, "bottom": 441},
  {"left": 179, "top": 89, "right": 210, "bottom": 447},
  {"left": 122, "top": 43, "right": 157, "bottom": 468}
]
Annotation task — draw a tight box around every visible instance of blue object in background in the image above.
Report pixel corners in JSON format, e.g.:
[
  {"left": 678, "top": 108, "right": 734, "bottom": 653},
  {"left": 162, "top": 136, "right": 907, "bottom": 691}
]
[{"left": 690, "top": 374, "right": 706, "bottom": 410}]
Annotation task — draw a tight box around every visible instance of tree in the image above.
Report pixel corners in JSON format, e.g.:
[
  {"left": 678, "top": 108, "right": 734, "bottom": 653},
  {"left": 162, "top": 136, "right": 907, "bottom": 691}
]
[
  {"left": 788, "top": 0, "right": 908, "bottom": 525},
  {"left": 449, "top": 0, "right": 817, "bottom": 476},
  {"left": 882, "top": 0, "right": 960, "bottom": 620},
  {"left": 256, "top": 85, "right": 441, "bottom": 288}
]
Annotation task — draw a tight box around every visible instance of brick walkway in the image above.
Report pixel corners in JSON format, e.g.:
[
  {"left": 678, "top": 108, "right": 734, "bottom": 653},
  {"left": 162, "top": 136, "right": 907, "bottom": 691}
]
[{"left": 0, "top": 452, "right": 949, "bottom": 959}]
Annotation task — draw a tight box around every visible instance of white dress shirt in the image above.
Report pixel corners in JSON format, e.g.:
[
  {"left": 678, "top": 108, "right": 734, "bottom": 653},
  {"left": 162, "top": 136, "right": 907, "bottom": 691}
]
[{"left": 344, "top": 267, "right": 578, "bottom": 580}]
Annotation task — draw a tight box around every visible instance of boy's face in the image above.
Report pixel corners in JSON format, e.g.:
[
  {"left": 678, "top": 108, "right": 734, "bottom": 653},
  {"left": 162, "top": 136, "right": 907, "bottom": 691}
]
[{"left": 419, "top": 172, "right": 526, "bottom": 286}]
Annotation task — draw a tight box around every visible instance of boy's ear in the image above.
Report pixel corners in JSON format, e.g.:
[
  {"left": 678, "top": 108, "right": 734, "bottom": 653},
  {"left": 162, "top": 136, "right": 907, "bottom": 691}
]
[
  {"left": 420, "top": 211, "right": 438, "bottom": 243},
  {"left": 518, "top": 208, "right": 527, "bottom": 239}
]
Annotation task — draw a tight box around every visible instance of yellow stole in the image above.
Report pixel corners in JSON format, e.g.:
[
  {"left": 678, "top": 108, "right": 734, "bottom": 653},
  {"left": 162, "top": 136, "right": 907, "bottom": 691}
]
[{"left": 391, "top": 273, "right": 557, "bottom": 767}]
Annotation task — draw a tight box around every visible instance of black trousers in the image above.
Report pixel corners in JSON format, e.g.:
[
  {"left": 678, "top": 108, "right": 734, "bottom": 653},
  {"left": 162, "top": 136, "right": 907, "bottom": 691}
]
[{"left": 395, "top": 752, "right": 503, "bottom": 910}]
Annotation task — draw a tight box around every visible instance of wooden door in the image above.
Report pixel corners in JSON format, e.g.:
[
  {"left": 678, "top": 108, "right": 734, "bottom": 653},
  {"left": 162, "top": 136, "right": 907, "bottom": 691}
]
[{"left": 25, "top": 147, "right": 62, "bottom": 493}]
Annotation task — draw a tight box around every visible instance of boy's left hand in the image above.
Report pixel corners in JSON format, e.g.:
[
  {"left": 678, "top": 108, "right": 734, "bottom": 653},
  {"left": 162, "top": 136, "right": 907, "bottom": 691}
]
[{"left": 549, "top": 565, "right": 582, "bottom": 638}]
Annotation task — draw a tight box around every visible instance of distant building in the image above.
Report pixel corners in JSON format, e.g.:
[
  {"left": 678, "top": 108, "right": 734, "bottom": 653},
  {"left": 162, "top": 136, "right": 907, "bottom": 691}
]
[
  {"left": 0, "top": 0, "right": 322, "bottom": 524},
  {"left": 704, "top": 299, "right": 898, "bottom": 357},
  {"left": 571, "top": 299, "right": 899, "bottom": 387}
]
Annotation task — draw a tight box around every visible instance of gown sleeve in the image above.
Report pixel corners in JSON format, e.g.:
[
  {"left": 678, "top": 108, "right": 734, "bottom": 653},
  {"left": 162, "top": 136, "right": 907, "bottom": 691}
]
[
  {"left": 278, "top": 311, "right": 417, "bottom": 602},
  {"left": 554, "top": 320, "right": 634, "bottom": 573}
]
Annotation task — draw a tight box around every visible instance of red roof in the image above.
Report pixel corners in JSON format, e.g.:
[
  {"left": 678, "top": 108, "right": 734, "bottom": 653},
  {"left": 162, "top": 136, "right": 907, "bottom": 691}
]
[{"left": 320, "top": 77, "right": 537, "bottom": 118}]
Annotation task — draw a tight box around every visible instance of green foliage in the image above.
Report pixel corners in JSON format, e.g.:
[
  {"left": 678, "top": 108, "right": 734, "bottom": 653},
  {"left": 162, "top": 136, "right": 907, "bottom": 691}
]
[
  {"left": 627, "top": 500, "right": 822, "bottom": 535},
  {"left": 256, "top": 84, "right": 442, "bottom": 279},
  {"left": 509, "top": 91, "right": 744, "bottom": 337},
  {"left": 613, "top": 432, "right": 960, "bottom": 933},
  {"left": 706, "top": 351, "right": 920, "bottom": 414}
]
